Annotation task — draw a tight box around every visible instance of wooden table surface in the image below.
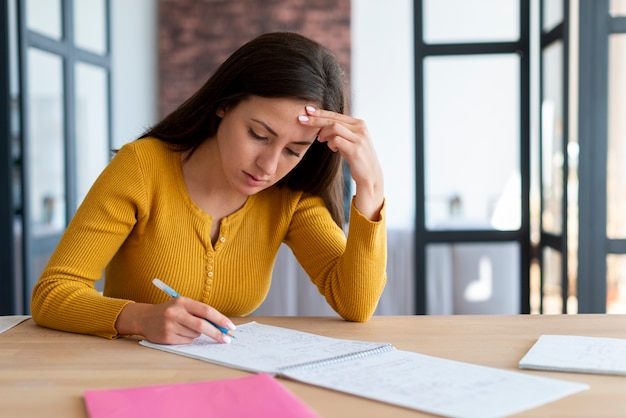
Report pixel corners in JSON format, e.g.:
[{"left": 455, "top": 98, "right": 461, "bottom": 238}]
[{"left": 1, "top": 314, "right": 625, "bottom": 417}]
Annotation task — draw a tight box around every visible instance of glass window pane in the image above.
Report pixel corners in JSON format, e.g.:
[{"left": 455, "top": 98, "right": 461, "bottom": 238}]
[
  {"left": 542, "top": 247, "right": 562, "bottom": 314},
  {"left": 541, "top": 41, "right": 564, "bottom": 235},
  {"left": 27, "top": 48, "right": 65, "bottom": 235},
  {"left": 352, "top": 0, "right": 415, "bottom": 230},
  {"left": 75, "top": 62, "right": 109, "bottom": 207},
  {"left": 426, "top": 242, "right": 520, "bottom": 314},
  {"left": 424, "top": 54, "right": 520, "bottom": 231},
  {"left": 74, "top": 0, "right": 107, "bottom": 54},
  {"left": 607, "top": 35, "right": 626, "bottom": 238},
  {"left": 607, "top": 254, "right": 626, "bottom": 313},
  {"left": 423, "top": 0, "right": 519, "bottom": 44},
  {"left": 611, "top": 0, "right": 626, "bottom": 16},
  {"left": 542, "top": 0, "right": 563, "bottom": 33},
  {"left": 26, "top": 0, "right": 62, "bottom": 39}
]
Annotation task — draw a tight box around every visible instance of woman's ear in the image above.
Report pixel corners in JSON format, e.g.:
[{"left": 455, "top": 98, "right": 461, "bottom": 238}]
[{"left": 216, "top": 106, "right": 226, "bottom": 118}]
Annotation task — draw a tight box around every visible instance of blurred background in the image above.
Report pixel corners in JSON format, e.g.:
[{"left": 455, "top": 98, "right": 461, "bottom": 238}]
[{"left": 2, "top": 0, "right": 626, "bottom": 318}]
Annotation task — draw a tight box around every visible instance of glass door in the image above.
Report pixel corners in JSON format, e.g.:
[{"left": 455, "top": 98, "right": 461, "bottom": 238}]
[
  {"left": 578, "top": 0, "right": 626, "bottom": 313},
  {"left": 606, "top": 0, "right": 626, "bottom": 313},
  {"left": 415, "top": 0, "right": 532, "bottom": 314}
]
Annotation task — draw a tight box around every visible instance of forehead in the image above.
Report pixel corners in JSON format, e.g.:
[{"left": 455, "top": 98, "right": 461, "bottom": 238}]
[
  {"left": 234, "top": 96, "right": 318, "bottom": 139},
  {"left": 236, "top": 96, "right": 309, "bottom": 117}
]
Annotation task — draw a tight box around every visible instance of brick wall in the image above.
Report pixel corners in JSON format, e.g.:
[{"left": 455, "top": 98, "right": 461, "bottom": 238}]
[{"left": 158, "top": 0, "right": 351, "bottom": 118}]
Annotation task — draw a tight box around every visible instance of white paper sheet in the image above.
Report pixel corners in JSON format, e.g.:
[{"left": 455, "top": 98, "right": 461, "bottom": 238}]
[
  {"left": 519, "top": 334, "right": 626, "bottom": 376},
  {"left": 0, "top": 315, "right": 30, "bottom": 334},
  {"left": 289, "top": 348, "right": 589, "bottom": 418}
]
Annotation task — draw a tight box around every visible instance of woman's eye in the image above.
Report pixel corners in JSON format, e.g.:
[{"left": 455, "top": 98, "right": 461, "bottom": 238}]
[
  {"left": 248, "top": 127, "right": 301, "bottom": 157},
  {"left": 248, "top": 128, "right": 267, "bottom": 140}
]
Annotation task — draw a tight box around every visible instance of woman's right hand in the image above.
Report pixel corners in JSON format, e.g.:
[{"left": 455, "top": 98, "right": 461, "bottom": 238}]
[{"left": 115, "top": 297, "right": 236, "bottom": 344}]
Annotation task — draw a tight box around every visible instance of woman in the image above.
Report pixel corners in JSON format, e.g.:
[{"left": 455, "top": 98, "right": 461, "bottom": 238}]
[{"left": 31, "top": 32, "right": 386, "bottom": 345}]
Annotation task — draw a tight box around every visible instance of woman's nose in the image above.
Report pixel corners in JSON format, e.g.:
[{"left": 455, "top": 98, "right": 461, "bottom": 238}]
[{"left": 256, "top": 148, "right": 280, "bottom": 175}]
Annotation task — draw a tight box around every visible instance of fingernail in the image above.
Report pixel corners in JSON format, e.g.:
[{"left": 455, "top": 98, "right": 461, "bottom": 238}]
[
  {"left": 298, "top": 115, "right": 309, "bottom": 122},
  {"left": 306, "top": 105, "right": 316, "bottom": 113},
  {"left": 227, "top": 321, "right": 236, "bottom": 330},
  {"left": 222, "top": 335, "right": 232, "bottom": 344}
]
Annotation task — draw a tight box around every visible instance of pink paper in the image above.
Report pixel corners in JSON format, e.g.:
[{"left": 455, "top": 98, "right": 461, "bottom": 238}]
[{"left": 84, "top": 373, "right": 320, "bottom": 418}]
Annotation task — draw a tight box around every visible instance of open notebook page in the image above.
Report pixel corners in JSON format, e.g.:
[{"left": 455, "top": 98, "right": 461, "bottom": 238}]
[
  {"left": 283, "top": 347, "right": 588, "bottom": 418},
  {"left": 140, "top": 321, "right": 390, "bottom": 374}
]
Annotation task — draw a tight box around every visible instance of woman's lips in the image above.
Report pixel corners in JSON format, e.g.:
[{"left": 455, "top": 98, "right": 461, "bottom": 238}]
[{"left": 244, "top": 172, "right": 267, "bottom": 187}]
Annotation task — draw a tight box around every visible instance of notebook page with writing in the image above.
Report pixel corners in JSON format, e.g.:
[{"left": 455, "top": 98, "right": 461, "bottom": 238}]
[
  {"left": 519, "top": 334, "right": 626, "bottom": 376},
  {"left": 140, "top": 321, "right": 391, "bottom": 374},
  {"left": 282, "top": 348, "right": 589, "bottom": 418}
]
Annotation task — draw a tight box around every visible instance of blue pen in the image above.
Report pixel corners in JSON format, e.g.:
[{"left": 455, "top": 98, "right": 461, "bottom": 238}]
[{"left": 152, "top": 278, "right": 236, "bottom": 339}]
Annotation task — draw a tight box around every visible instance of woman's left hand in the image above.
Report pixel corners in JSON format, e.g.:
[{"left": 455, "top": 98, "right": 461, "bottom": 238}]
[{"left": 298, "top": 105, "right": 384, "bottom": 221}]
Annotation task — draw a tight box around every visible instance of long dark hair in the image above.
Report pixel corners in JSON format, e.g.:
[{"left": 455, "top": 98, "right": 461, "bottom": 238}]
[{"left": 140, "top": 32, "right": 347, "bottom": 226}]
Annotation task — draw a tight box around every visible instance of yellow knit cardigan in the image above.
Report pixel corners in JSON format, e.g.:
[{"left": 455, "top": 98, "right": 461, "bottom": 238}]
[{"left": 31, "top": 137, "right": 387, "bottom": 339}]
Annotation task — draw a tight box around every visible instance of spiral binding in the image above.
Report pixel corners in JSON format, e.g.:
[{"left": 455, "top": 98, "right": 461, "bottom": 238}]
[{"left": 277, "top": 343, "right": 395, "bottom": 373}]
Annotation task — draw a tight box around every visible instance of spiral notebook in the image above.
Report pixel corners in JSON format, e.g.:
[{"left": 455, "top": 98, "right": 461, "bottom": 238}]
[{"left": 140, "top": 321, "right": 588, "bottom": 418}]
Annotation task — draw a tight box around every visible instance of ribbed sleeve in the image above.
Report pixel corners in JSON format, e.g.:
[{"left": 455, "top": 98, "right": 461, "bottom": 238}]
[
  {"left": 31, "top": 140, "right": 149, "bottom": 338},
  {"left": 285, "top": 197, "right": 387, "bottom": 322}
]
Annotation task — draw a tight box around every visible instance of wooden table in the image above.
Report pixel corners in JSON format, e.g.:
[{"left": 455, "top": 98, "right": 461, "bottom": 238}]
[{"left": 1, "top": 314, "right": 625, "bottom": 417}]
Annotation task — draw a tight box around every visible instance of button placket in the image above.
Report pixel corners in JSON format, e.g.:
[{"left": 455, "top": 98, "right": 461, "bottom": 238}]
[
  {"left": 208, "top": 224, "right": 226, "bottom": 291},
  {"left": 205, "top": 251, "right": 215, "bottom": 293},
  {"left": 215, "top": 225, "right": 227, "bottom": 250}
]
